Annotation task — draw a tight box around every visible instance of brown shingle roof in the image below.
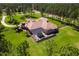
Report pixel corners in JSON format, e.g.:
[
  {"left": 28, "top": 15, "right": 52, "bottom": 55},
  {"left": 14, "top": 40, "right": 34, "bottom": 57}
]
[{"left": 25, "top": 17, "right": 57, "bottom": 30}]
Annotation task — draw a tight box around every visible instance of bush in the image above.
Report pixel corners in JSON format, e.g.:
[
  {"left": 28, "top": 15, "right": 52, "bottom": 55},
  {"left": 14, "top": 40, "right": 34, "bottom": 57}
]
[
  {"left": 26, "top": 31, "right": 31, "bottom": 37},
  {"left": 15, "top": 27, "right": 23, "bottom": 33},
  {"left": 8, "top": 18, "right": 19, "bottom": 25},
  {"left": 20, "top": 16, "right": 26, "bottom": 20}
]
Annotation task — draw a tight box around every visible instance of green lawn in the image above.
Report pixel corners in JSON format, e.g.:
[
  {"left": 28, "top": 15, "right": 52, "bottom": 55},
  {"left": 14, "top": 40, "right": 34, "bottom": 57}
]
[
  {"left": 48, "top": 18, "right": 66, "bottom": 28},
  {"left": 2, "top": 28, "right": 27, "bottom": 55},
  {"left": 5, "top": 12, "right": 41, "bottom": 25},
  {"left": 5, "top": 14, "right": 26, "bottom": 25},
  {"left": 54, "top": 26, "right": 79, "bottom": 46},
  {"left": 1, "top": 13, "right": 79, "bottom": 56},
  {"left": 2, "top": 26, "right": 79, "bottom": 56}
]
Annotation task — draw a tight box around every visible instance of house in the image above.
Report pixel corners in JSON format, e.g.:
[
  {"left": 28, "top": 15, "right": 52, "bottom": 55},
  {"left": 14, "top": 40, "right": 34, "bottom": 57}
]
[{"left": 19, "top": 17, "right": 58, "bottom": 41}]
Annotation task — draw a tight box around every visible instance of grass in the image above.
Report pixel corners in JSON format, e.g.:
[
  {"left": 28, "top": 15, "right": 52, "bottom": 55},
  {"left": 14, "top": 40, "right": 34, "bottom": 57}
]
[
  {"left": 1, "top": 13, "right": 79, "bottom": 56},
  {"left": 53, "top": 26, "right": 79, "bottom": 46},
  {"left": 2, "top": 25, "right": 79, "bottom": 56},
  {"left": 5, "top": 15, "right": 26, "bottom": 25},
  {"left": 2, "top": 28, "right": 27, "bottom": 55},
  {"left": 2, "top": 28, "right": 48, "bottom": 56},
  {"left": 48, "top": 17, "right": 66, "bottom": 28},
  {"left": 29, "top": 26, "right": 79, "bottom": 55},
  {"left": 5, "top": 12, "right": 41, "bottom": 25},
  {"left": 25, "top": 12, "right": 41, "bottom": 19}
]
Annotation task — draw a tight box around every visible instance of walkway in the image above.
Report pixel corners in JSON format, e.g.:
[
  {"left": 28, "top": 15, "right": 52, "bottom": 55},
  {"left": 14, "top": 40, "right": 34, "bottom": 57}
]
[{"left": 1, "top": 16, "right": 17, "bottom": 28}]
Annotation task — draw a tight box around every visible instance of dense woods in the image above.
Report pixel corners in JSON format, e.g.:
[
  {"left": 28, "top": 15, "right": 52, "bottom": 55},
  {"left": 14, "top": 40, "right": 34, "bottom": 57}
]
[
  {"left": 35, "top": 4, "right": 79, "bottom": 18},
  {"left": 35, "top": 4, "right": 79, "bottom": 27},
  {"left": 0, "top": 3, "right": 79, "bottom": 26},
  {"left": 0, "top": 4, "right": 79, "bottom": 18}
]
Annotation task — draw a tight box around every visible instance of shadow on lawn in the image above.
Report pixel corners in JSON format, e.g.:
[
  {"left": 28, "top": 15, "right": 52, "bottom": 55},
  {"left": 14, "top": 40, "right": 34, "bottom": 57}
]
[{"left": 17, "top": 41, "right": 30, "bottom": 56}]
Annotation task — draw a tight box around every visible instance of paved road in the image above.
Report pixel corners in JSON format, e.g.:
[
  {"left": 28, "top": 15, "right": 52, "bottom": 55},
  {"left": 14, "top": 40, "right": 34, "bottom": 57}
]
[{"left": 1, "top": 16, "right": 17, "bottom": 28}]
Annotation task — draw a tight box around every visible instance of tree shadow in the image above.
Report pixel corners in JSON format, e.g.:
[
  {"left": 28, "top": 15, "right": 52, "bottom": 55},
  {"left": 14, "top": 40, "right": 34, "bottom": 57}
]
[
  {"left": 0, "top": 26, "right": 12, "bottom": 56},
  {"left": 0, "top": 38, "right": 12, "bottom": 56},
  {"left": 17, "top": 41, "right": 30, "bottom": 56}
]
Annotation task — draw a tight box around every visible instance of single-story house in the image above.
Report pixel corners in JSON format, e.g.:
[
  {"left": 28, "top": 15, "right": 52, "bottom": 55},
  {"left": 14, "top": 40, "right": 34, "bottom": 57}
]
[{"left": 20, "top": 17, "right": 58, "bottom": 41}]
